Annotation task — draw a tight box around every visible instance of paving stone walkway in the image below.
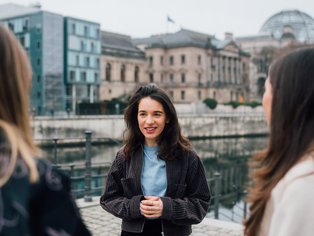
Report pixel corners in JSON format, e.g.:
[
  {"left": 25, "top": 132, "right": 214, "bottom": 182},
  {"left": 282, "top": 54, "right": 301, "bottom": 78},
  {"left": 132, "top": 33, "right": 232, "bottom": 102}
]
[{"left": 77, "top": 198, "right": 244, "bottom": 236}]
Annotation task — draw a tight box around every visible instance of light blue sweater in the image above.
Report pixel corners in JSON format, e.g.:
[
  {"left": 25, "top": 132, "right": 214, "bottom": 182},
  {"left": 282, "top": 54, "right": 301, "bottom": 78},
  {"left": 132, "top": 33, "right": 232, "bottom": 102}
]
[{"left": 141, "top": 145, "right": 167, "bottom": 197}]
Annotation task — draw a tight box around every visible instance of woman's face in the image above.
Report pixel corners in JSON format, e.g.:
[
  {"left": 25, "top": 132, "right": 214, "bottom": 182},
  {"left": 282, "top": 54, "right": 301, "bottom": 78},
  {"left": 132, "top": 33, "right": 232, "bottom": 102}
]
[
  {"left": 137, "top": 97, "right": 167, "bottom": 146},
  {"left": 262, "top": 77, "right": 273, "bottom": 124}
]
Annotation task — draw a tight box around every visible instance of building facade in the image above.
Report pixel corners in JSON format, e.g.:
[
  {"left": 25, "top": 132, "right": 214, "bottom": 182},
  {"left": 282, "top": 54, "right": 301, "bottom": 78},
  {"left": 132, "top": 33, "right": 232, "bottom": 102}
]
[
  {"left": 0, "top": 3, "right": 101, "bottom": 115},
  {"left": 0, "top": 4, "right": 65, "bottom": 115},
  {"left": 236, "top": 9, "right": 314, "bottom": 100},
  {"left": 134, "top": 29, "right": 250, "bottom": 104},
  {"left": 100, "top": 31, "right": 146, "bottom": 101},
  {"left": 64, "top": 17, "right": 101, "bottom": 113}
]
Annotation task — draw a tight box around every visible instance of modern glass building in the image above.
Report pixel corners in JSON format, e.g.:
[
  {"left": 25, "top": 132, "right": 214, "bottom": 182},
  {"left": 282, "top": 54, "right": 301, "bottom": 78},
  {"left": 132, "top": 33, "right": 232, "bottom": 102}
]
[
  {"left": 64, "top": 17, "right": 101, "bottom": 113},
  {"left": 0, "top": 3, "right": 101, "bottom": 115}
]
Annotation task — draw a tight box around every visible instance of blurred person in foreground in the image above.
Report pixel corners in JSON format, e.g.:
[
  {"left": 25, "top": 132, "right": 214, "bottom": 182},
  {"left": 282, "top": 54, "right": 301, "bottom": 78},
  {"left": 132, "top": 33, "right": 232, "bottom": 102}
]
[
  {"left": 244, "top": 48, "right": 314, "bottom": 236},
  {"left": 100, "top": 84, "right": 210, "bottom": 236},
  {"left": 0, "top": 24, "right": 91, "bottom": 235}
]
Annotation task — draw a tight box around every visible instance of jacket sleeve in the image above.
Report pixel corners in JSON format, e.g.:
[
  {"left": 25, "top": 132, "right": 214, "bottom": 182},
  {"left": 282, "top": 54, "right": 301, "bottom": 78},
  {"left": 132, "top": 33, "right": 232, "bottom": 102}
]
[
  {"left": 160, "top": 153, "right": 211, "bottom": 225},
  {"left": 29, "top": 160, "right": 91, "bottom": 236},
  {"left": 268, "top": 175, "right": 314, "bottom": 236},
  {"left": 100, "top": 151, "right": 144, "bottom": 220}
]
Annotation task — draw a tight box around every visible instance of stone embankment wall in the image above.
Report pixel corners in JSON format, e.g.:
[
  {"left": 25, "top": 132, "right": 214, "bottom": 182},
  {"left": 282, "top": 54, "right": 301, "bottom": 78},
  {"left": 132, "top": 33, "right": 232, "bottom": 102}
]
[{"left": 32, "top": 113, "right": 268, "bottom": 144}]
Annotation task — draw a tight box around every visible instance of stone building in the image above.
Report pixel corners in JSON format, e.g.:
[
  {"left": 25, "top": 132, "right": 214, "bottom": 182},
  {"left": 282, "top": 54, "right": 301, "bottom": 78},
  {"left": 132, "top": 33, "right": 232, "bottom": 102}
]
[
  {"left": 133, "top": 29, "right": 250, "bottom": 104},
  {"left": 236, "top": 9, "right": 314, "bottom": 100},
  {"left": 100, "top": 31, "right": 146, "bottom": 101}
]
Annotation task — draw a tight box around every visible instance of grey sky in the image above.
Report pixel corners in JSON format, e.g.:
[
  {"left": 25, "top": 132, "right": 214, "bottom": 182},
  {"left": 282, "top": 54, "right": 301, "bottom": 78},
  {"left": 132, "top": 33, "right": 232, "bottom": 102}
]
[{"left": 1, "top": 0, "right": 314, "bottom": 39}]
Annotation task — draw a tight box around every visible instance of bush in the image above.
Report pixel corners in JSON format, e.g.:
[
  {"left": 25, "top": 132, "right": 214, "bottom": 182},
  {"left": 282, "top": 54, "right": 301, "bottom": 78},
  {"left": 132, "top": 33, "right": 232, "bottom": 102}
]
[
  {"left": 203, "top": 98, "right": 218, "bottom": 110},
  {"left": 224, "top": 101, "right": 241, "bottom": 109},
  {"left": 244, "top": 101, "right": 262, "bottom": 108}
]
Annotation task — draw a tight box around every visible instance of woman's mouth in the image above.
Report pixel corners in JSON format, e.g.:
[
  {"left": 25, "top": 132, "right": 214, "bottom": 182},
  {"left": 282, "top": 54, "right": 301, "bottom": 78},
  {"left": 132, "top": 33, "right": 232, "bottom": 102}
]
[{"left": 145, "top": 127, "right": 157, "bottom": 134}]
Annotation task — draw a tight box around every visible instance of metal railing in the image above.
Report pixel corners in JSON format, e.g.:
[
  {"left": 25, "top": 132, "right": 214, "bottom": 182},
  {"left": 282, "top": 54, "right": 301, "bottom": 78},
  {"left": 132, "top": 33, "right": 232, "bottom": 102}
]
[
  {"left": 207, "top": 172, "right": 248, "bottom": 222},
  {"left": 48, "top": 131, "right": 248, "bottom": 223}
]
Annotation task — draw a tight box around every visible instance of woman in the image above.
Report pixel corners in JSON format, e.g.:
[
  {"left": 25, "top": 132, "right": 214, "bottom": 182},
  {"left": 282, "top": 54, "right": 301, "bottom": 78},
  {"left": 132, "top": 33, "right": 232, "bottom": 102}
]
[
  {"left": 100, "top": 84, "right": 210, "bottom": 236},
  {"left": 244, "top": 48, "right": 314, "bottom": 236},
  {"left": 0, "top": 24, "right": 91, "bottom": 235}
]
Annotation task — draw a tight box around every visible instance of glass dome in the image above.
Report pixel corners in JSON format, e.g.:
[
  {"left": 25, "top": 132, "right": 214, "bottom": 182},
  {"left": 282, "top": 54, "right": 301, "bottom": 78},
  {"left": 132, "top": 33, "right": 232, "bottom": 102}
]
[{"left": 259, "top": 10, "right": 314, "bottom": 42}]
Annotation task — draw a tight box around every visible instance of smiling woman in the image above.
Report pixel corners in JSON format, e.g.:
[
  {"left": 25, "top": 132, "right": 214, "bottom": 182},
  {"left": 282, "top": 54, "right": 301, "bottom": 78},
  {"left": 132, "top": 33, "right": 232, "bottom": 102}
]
[{"left": 100, "top": 84, "right": 211, "bottom": 236}]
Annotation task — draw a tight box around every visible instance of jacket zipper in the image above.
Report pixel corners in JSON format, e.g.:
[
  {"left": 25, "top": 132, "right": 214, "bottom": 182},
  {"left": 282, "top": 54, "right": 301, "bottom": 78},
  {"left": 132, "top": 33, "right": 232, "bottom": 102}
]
[{"left": 161, "top": 220, "right": 165, "bottom": 236}]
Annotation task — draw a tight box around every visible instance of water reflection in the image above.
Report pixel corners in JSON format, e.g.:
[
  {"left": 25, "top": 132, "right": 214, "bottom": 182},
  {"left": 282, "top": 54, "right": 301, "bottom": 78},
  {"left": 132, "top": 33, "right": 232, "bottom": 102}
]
[{"left": 42, "top": 136, "right": 268, "bottom": 222}]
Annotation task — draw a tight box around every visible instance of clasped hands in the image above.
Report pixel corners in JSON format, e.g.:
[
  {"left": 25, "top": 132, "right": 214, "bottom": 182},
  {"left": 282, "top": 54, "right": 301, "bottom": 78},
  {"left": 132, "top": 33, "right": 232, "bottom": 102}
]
[{"left": 140, "top": 196, "right": 163, "bottom": 218}]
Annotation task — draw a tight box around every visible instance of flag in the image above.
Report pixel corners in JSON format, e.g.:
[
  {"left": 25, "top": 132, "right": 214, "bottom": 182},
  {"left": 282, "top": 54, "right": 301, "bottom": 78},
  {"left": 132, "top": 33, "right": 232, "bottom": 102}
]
[{"left": 167, "top": 15, "right": 175, "bottom": 24}]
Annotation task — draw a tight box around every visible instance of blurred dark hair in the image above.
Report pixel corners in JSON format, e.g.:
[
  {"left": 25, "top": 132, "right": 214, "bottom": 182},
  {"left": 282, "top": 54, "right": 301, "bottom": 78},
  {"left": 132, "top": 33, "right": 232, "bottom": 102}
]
[
  {"left": 245, "top": 47, "right": 314, "bottom": 235},
  {"left": 123, "top": 84, "right": 190, "bottom": 160}
]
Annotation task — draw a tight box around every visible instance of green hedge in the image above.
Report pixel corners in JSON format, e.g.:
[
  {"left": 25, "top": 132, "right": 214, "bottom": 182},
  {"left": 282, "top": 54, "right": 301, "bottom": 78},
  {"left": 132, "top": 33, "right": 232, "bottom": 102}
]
[{"left": 203, "top": 98, "right": 218, "bottom": 110}]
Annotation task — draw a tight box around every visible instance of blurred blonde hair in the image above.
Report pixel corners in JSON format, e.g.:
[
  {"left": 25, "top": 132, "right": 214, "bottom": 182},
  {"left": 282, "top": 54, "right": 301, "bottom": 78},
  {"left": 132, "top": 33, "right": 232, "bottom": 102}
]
[{"left": 0, "top": 24, "right": 39, "bottom": 187}]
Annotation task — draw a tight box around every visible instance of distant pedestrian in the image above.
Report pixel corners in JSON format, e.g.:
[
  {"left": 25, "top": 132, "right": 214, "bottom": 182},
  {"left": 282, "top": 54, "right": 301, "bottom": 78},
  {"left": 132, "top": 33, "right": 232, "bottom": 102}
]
[
  {"left": 100, "top": 84, "right": 210, "bottom": 236},
  {"left": 244, "top": 48, "right": 314, "bottom": 236},
  {"left": 0, "top": 24, "right": 91, "bottom": 235}
]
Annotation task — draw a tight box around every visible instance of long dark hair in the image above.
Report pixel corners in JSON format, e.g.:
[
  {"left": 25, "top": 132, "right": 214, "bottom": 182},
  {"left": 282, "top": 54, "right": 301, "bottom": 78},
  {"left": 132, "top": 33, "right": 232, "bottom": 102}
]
[
  {"left": 244, "top": 48, "right": 314, "bottom": 235},
  {"left": 123, "top": 84, "right": 190, "bottom": 160}
]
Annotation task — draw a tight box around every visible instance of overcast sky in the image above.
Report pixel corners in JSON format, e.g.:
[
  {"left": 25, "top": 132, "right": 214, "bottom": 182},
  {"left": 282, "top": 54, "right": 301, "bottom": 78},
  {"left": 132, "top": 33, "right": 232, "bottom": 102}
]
[{"left": 1, "top": 0, "right": 314, "bottom": 39}]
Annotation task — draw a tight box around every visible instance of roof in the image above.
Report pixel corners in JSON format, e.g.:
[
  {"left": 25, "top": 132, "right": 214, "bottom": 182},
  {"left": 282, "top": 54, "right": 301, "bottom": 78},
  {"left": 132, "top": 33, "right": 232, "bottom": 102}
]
[
  {"left": 0, "top": 3, "right": 41, "bottom": 19},
  {"left": 133, "top": 28, "right": 214, "bottom": 49},
  {"left": 102, "top": 31, "right": 145, "bottom": 59},
  {"left": 133, "top": 28, "right": 244, "bottom": 53},
  {"left": 259, "top": 9, "right": 314, "bottom": 42}
]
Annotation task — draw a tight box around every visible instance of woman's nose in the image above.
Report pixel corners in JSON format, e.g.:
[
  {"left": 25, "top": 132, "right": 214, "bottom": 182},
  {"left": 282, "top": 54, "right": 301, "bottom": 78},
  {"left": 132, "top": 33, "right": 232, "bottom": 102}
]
[{"left": 145, "top": 115, "right": 154, "bottom": 124}]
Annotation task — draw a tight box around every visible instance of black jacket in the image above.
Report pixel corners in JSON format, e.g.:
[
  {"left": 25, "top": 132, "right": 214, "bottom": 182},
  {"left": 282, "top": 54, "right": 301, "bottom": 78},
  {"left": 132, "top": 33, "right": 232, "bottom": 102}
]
[
  {"left": 0, "top": 158, "right": 91, "bottom": 236},
  {"left": 100, "top": 147, "right": 211, "bottom": 236}
]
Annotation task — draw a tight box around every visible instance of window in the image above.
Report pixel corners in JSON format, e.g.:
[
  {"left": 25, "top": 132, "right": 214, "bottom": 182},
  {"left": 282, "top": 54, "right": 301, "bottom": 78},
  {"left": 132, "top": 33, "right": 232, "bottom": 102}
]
[
  {"left": 198, "top": 91, "right": 201, "bottom": 100},
  {"left": 149, "top": 73, "right": 154, "bottom": 83},
  {"left": 19, "top": 36, "right": 25, "bottom": 47},
  {"left": 169, "top": 91, "right": 174, "bottom": 100},
  {"left": 85, "top": 57, "right": 90, "bottom": 67},
  {"left": 91, "top": 42, "right": 94, "bottom": 52},
  {"left": 169, "top": 73, "right": 174, "bottom": 83},
  {"left": 76, "top": 55, "right": 80, "bottom": 66},
  {"left": 37, "top": 41, "right": 41, "bottom": 49},
  {"left": 37, "top": 58, "right": 41, "bottom": 66},
  {"left": 121, "top": 64, "right": 126, "bottom": 82},
  {"left": 96, "top": 58, "right": 100, "bottom": 68},
  {"left": 160, "top": 56, "right": 163, "bottom": 65},
  {"left": 81, "top": 71, "right": 87, "bottom": 82},
  {"left": 198, "top": 73, "right": 201, "bottom": 84},
  {"left": 69, "top": 71, "right": 75, "bottom": 81},
  {"left": 106, "top": 63, "right": 111, "bottom": 81},
  {"left": 72, "top": 23, "right": 76, "bottom": 34},
  {"left": 37, "top": 91, "right": 41, "bottom": 99},
  {"left": 37, "top": 75, "right": 41, "bottom": 83},
  {"left": 181, "top": 73, "right": 186, "bottom": 83},
  {"left": 134, "top": 66, "right": 139, "bottom": 82},
  {"left": 23, "top": 19, "right": 29, "bottom": 31},
  {"left": 161, "top": 73, "right": 164, "bottom": 83},
  {"left": 198, "top": 55, "right": 201, "bottom": 65},
  {"left": 169, "top": 56, "right": 174, "bottom": 65},
  {"left": 181, "top": 91, "right": 185, "bottom": 100},
  {"left": 81, "top": 41, "right": 85, "bottom": 51},
  {"left": 84, "top": 26, "right": 89, "bottom": 37},
  {"left": 94, "top": 72, "right": 98, "bottom": 81},
  {"left": 8, "top": 22, "right": 14, "bottom": 31},
  {"left": 149, "top": 56, "right": 153, "bottom": 66},
  {"left": 181, "top": 55, "right": 185, "bottom": 64}
]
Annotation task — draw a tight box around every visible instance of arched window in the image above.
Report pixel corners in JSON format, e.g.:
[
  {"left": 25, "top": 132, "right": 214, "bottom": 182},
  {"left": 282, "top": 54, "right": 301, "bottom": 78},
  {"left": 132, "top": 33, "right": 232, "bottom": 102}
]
[
  {"left": 121, "top": 64, "right": 126, "bottom": 82},
  {"left": 105, "top": 63, "right": 111, "bottom": 81},
  {"left": 134, "top": 66, "right": 139, "bottom": 82}
]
